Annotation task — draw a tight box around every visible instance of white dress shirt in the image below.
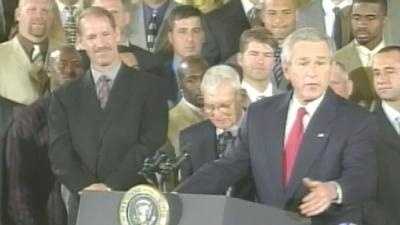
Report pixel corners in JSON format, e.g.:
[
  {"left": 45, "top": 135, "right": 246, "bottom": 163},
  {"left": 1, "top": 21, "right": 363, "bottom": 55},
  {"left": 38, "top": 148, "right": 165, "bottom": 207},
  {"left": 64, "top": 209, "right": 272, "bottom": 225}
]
[
  {"left": 241, "top": 0, "right": 256, "bottom": 15},
  {"left": 284, "top": 92, "right": 343, "bottom": 203},
  {"left": 241, "top": 81, "right": 273, "bottom": 103},
  {"left": 382, "top": 101, "right": 400, "bottom": 134},
  {"left": 322, "top": 0, "right": 353, "bottom": 37},
  {"left": 355, "top": 39, "right": 385, "bottom": 67}
]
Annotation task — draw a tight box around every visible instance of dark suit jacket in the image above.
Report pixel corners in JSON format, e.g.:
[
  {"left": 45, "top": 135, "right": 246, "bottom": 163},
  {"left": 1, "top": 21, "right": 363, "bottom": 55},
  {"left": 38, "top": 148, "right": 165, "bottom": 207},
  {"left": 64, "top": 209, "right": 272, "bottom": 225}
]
[
  {"left": 0, "top": 0, "right": 18, "bottom": 42},
  {"left": 177, "top": 90, "right": 377, "bottom": 224},
  {"left": 297, "top": 1, "right": 353, "bottom": 49},
  {"left": 155, "top": 52, "right": 180, "bottom": 107},
  {"left": 48, "top": 64, "right": 168, "bottom": 193},
  {"left": 363, "top": 103, "right": 400, "bottom": 225},
  {"left": 0, "top": 96, "right": 20, "bottom": 224},
  {"left": 179, "top": 120, "right": 255, "bottom": 200},
  {"left": 5, "top": 97, "right": 67, "bottom": 225},
  {"left": 202, "top": 0, "right": 250, "bottom": 65}
]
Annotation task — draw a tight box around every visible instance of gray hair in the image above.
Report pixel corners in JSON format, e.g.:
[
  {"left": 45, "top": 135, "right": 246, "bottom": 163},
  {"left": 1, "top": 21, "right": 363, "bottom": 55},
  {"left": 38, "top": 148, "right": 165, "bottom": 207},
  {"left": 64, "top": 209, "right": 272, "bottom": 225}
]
[
  {"left": 201, "top": 65, "right": 241, "bottom": 94},
  {"left": 281, "top": 27, "right": 336, "bottom": 65}
]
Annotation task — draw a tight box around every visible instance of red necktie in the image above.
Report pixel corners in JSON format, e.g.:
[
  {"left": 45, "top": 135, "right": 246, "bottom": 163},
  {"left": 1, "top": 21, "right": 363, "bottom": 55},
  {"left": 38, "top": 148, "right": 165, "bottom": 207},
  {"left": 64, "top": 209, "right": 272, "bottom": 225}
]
[{"left": 283, "top": 107, "right": 307, "bottom": 186}]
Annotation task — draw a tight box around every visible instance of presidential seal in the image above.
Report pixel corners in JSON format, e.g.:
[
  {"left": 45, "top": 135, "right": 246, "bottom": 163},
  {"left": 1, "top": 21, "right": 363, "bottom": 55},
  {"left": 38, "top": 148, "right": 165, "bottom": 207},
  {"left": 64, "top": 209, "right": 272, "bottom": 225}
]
[{"left": 120, "top": 185, "right": 170, "bottom": 225}]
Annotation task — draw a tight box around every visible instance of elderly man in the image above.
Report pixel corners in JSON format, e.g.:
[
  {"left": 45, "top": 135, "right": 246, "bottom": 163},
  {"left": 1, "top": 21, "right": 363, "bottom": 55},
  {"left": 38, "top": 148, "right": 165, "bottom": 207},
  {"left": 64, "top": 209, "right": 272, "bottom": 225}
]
[
  {"left": 4, "top": 46, "right": 84, "bottom": 225},
  {"left": 177, "top": 28, "right": 377, "bottom": 224},
  {"left": 0, "top": 0, "right": 61, "bottom": 105},
  {"left": 48, "top": 7, "right": 167, "bottom": 225},
  {"left": 363, "top": 45, "right": 400, "bottom": 225},
  {"left": 329, "top": 61, "right": 353, "bottom": 99},
  {"left": 180, "top": 65, "right": 254, "bottom": 200}
]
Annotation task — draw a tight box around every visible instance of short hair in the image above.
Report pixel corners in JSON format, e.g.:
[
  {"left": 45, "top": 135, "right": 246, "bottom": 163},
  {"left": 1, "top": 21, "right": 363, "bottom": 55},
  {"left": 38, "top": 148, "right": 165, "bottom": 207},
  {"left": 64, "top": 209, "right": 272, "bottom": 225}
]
[
  {"left": 352, "top": 0, "right": 387, "bottom": 16},
  {"left": 76, "top": 6, "right": 117, "bottom": 36},
  {"left": 201, "top": 65, "right": 241, "bottom": 94},
  {"left": 166, "top": 5, "right": 203, "bottom": 32},
  {"left": 375, "top": 45, "right": 400, "bottom": 55},
  {"left": 332, "top": 60, "right": 349, "bottom": 79},
  {"left": 261, "top": 0, "right": 298, "bottom": 15},
  {"left": 177, "top": 55, "right": 209, "bottom": 81},
  {"left": 90, "top": 0, "right": 133, "bottom": 12},
  {"left": 281, "top": 27, "right": 335, "bottom": 65},
  {"left": 18, "top": 0, "right": 55, "bottom": 9},
  {"left": 239, "top": 27, "right": 278, "bottom": 53}
]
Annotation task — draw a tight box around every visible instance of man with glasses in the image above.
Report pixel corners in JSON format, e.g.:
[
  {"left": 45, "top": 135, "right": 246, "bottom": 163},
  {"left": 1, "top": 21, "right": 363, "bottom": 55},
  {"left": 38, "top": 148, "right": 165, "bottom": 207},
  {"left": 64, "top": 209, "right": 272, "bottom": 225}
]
[{"left": 179, "top": 65, "right": 254, "bottom": 200}]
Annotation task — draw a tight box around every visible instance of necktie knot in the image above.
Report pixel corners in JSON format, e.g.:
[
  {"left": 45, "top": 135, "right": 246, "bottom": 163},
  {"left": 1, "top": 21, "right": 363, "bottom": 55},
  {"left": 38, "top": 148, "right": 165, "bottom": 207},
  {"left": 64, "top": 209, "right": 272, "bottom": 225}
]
[
  {"left": 31, "top": 44, "right": 43, "bottom": 64},
  {"left": 217, "top": 131, "right": 233, "bottom": 157},
  {"left": 297, "top": 107, "right": 307, "bottom": 120}
]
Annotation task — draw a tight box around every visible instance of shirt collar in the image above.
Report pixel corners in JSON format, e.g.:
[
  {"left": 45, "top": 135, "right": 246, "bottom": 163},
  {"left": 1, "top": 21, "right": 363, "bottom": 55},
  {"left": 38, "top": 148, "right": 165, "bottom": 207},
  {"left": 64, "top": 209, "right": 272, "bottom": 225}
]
[
  {"left": 355, "top": 39, "right": 385, "bottom": 55},
  {"left": 322, "top": 0, "right": 352, "bottom": 15},
  {"left": 241, "top": 0, "right": 255, "bottom": 14},
  {"left": 181, "top": 97, "right": 202, "bottom": 114},
  {"left": 17, "top": 34, "right": 49, "bottom": 58},
  {"left": 291, "top": 91, "right": 326, "bottom": 118},
  {"left": 91, "top": 61, "right": 121, "bottom": 86},
  {"left": 215, "top": 113, "right": 244, "bottom": 137},
  {"left": 241, "top": 81, "right": 273, "bottom": 102},
  {"left": 382, "top": 101, "right": 400, "bottom": 130}
]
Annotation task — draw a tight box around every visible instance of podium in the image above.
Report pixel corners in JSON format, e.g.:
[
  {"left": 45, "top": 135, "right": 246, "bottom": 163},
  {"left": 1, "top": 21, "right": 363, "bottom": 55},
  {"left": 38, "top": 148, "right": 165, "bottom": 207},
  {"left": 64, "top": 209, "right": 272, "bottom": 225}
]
[{"left": 76, "top": 191, "right": 310, "bottom": 225}]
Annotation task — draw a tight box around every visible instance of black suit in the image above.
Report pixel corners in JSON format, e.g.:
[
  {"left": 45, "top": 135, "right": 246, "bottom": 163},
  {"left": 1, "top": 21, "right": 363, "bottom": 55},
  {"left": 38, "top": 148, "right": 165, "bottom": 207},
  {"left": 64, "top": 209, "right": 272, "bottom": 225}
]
[
  {"left": 363, "top": 103, "right": 400, "bottom": 225},
  {"left": 48, "top": 64, "right": 168, "bottom": 193},
  {"left": 0, "top": 96, "right": 20, "bottom": 224},
  {"left": 155, "top": 52, "right": 180, "bottom": 107},
  {"left": 0, "top": 0, "right": 18, "bottom": 42},
  {"left": 177, "top": 90, "right": 377, "bottom": 224},
  {"left": 5, "top": 97, "right": 67, "bottom": 225},
  {"left": 180, "top": 120, "right": 255, "bottom": 200},
  {"left": 201, "top": 0, "right": 250, "bottom": 65}
]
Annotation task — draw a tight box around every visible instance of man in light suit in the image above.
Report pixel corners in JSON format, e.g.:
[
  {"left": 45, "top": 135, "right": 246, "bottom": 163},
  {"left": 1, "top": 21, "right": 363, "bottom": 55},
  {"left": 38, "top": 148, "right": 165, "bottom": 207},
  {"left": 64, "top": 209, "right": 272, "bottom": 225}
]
[
  {"left": 177, "top": 28, "right": 377, "bottom": 225},
  {"left": 167, "top": 55, "right": 208, "bottom": 156},
  {"left": 127, "top": 0, "right": 177, "bottom": 52},
  {"left": 180, "top": 65, "right": 255, "bottom": 200},
  {"left": 0, "top": 0, "right": 62, "bottom": 105},
  {"left": 335, "top": 0, "right": 389, "bottom": 109},
  {"left": 48, "top": 7, "right": 168, "bottom": 224},
  {"left": 297, "top": 0, "right": 353, "bottom": 49},
  {"left": 363, "top": 46, "right": 400, "bottom": 225}
]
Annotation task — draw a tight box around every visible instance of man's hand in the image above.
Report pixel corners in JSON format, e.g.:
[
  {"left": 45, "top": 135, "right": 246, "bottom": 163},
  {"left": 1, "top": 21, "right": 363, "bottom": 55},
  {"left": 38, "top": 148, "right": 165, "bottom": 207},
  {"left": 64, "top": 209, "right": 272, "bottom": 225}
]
[
  {"left": 299, "top": 178, "right": 338, "bottom": 217},
  {"left": 119, "top": 52, "right": 139, "bottom": 68},
  {"left": 82, "top": 183, "right": 111, "bottom": 192}
]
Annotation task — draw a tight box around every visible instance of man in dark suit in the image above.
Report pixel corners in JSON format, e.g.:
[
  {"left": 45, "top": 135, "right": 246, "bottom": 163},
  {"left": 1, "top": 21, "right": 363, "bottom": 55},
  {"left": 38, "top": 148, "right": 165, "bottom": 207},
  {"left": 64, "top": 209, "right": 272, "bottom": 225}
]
[
  {"left": 177, "top": 28, "right": 377, "bottom": 225},
  {"left": 4, "top": 45, "right": 84, "bottom": 225},
  {"left": 0, "top": 97, "right": 20, "bottom": 224},
  {"left": 157, "top": 5, "right": 205, "bottom": 107},
  {"left": 363, "top": 46, "right": 400, "bottom": 225},
  {"left": 297, "top": 0, "right": 353, "bottom": 49},
  {"left": 201, "top": 0, "right": 254, "bottom": 65},
  {"left": 180, "top": 65, "right": 254, "bottom": 200},
  {"left": 48, "top": 6, "right": 167, "bottom": 224}
]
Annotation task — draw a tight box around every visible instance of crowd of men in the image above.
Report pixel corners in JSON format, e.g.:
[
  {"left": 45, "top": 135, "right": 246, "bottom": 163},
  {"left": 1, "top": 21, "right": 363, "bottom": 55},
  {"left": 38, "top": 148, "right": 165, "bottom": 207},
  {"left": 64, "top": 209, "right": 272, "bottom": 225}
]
[{"left": 0, "top": 0, "right": 399, "bottom": 225}]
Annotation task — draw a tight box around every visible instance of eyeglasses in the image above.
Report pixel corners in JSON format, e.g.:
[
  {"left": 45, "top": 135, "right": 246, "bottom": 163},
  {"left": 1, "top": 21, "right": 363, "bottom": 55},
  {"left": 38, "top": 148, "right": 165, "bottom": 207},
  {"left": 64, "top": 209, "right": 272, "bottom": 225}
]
[{"left": 203, "top": 102, "right": 235, "bottom": 114}]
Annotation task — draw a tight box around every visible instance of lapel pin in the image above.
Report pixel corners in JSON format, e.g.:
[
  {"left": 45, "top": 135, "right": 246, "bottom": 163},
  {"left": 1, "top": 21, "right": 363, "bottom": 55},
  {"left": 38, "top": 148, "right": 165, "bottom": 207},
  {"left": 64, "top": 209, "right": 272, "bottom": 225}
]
[{"left": 317, "top": 133, "right": 326, "bottom": 138}]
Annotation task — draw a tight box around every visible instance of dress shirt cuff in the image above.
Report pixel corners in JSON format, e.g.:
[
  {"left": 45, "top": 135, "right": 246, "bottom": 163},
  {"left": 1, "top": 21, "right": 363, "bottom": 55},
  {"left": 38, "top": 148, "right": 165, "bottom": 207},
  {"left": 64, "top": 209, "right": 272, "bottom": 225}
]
[{"left": 330, "top": 181, "right": 343, "bottom": 204}]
